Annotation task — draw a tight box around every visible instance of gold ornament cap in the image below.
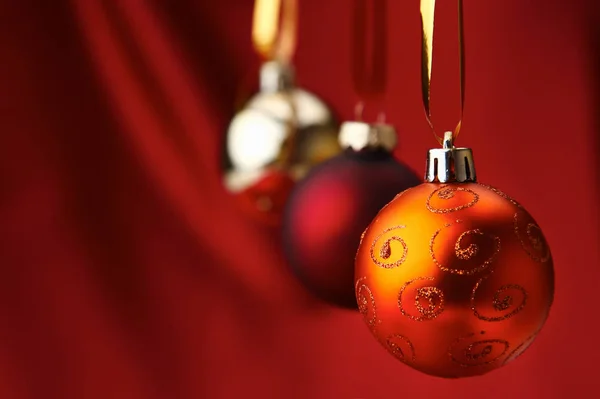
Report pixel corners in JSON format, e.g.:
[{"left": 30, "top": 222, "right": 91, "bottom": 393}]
[
  {"left": 338, "top": 121, "right": 397, "bottom": 152},
  {"left": 425, "top": 131, "right": 476, "bottom": 183},
  {"left": 259, "top": 60, "right": 295, "bottom": 93}
]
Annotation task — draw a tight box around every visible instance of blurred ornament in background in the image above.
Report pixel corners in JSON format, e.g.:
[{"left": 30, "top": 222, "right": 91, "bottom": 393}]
[
  {"left": 223, "top": 62, "right": 341, "bottom": 225},
  {"left": 354, "top": 132, "right": 555, "bottom": 378},
  {"left": 222, "top": 0, "right": 341, "bottom": 226},
  {"left": 280, "top": 0, "right": 406, "bottom": 307},
  {"left": 283, "top": 119, "right": 421, "bottom": 308}
]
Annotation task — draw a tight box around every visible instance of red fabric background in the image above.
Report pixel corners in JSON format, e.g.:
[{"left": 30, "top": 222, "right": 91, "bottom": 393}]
[{"left": 1, "top": 1, "right": 599, "bottom": 398}]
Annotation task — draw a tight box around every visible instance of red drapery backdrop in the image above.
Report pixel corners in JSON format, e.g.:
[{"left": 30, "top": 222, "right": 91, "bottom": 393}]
[{"left": 1, "top": 1, "right": 599, "bottom": 398}]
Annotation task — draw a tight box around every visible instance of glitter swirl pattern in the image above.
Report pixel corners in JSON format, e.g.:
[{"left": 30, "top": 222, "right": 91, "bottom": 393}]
[
  {"left": 398, "top": 277, "right": 445, "bottom": 321},
  {"left": 426, "top": 186, "right": 479, "bottom": 214},
  {"left": 514, "top": 213, "right": 551, "bottom": 263},
  {"left": 502, "top": 330, "right": 541, "bottom": 365},
  {"left": 471, "top": 275, "right": 528, "bottom": 322},
  {"left": 370, "top": 226, "right": 408, "bottom": 269},
  {"left": 358, "top": 228, "right": 368, "bottom": 247},
  {"left": 392, "top": 187, "right": 413, "bottom": 201},
  {"left": 355, "top": 277, "right": 377, "bottom": 328},
  {"left": 478, "top": 183, "right": 522, "bottom": 207},
  {"left": 430, "top": 221, "right": 501, "bottom": 275},
  {"left": 448, "top": 331, "right": 510, "bottom": 368},
  {"left": 385, "top": 334, "right": 416, "bottom": 364}
]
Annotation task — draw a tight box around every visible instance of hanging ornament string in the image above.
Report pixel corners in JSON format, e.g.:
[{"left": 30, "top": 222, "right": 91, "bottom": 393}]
[
  {"left": 251, "top": 0, "right": 300, "bottom": 170},
  {"left": 252, "top": 0, "right": 298, "bottom": 64},
  {"left": 420, "top": 0, "right": 465, "bottom": 145},
  {"left": 234, "top": 0, "right": 298, "bottom": 110},
  {"left": 352, "top": 0, "right": 388, "bottom": 119}
]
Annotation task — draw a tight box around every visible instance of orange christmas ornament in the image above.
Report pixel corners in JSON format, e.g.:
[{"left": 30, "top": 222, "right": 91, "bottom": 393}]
[
  {"left": 354, "top": 0, "right": 554, "bottom": 378},
  {"left": 354, "top": 133, "right": 554, "bottom": 378}
]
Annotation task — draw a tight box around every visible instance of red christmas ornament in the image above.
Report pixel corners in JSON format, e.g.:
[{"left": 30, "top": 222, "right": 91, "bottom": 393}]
[
  {"left": 283, "top": 121, "right": 421, "bottom": 308},
  {"left": 235, "top": 169, "right": 296, "bottom": 226},
  {"left": 354, "top": 133, "right": 555, "bottom": 378}
]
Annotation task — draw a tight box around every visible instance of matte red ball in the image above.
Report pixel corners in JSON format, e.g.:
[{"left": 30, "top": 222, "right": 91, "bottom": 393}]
[{"left": 282, "top": 149, "right": 421, "bottom": 308}]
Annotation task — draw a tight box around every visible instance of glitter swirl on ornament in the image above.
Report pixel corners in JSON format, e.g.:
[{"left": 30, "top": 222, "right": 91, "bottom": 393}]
[
  {"left": 370, "top": 226, "right": 408, "bottom": 269},
  {"left": 448, "top": 331, "right": 510, "bottom": 368},
  {"left": 355, "top": 277, "right": 377, "bottom": 328},
  {"left": 430, "top": 220, "right": 501, "bottom": 275},
  {"left": 426, "top": 186, "right": 479, "bottom": 214},
  {"left": 502, "top": 329, "right": 541, "bottom": 365},
  {"left": 359, "top": 229, "right": 367, "bottom": 246},
  {"left": 471, "top": 275, "right": 528, "bottom": 322},
  {"left": 398, "top": 277, "right": 445, "bottom": 321},
  {"left": 514, "top": 213, "right": 551, "bottom": 263},
  {"left": 478, "top": 183, "right": 521, "bottom": 207},
  {"left": 385, "top": 334, "right": 416, "bottom": 364},
  {"left": 392, "top": 187, "right": 413, "bottom": 202}
]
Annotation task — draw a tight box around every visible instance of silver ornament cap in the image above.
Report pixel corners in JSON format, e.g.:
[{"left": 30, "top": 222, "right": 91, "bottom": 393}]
[
  {"left": 338, "top": 121, "right": 397, "bottom": 152},
  {"left": 259, "top": 60, "right": 295, "bottom": 93},
  {"left": 425, "top": 131, "right": 476, "bottom": 183}
]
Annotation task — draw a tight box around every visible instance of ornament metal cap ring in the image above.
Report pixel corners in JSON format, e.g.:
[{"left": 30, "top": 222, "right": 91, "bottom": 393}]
[
  {"left": 259, "top": 60, "right": 295, "bottom": 93},
  {"left": 338, "top": 121, "right": 397, "bottom": 152},
  {"left": 425, "top": 131, "right": 476, "bottom": 183}
]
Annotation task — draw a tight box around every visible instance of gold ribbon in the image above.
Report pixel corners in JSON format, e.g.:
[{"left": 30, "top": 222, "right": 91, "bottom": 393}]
[
  {"left": 252, "top": 0, "right": 298, "bottom": 64},
  {"left": 420, "top": 0, "right": 465, "bottom": 145}
]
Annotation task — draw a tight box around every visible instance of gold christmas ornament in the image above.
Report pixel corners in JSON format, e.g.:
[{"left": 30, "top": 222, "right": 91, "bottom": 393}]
[
  {"left": 223, "top": 61, "right": 340, "bottom": 188},
  {"left": 222, "top": 0, "right": 341, "bottom": 225}
]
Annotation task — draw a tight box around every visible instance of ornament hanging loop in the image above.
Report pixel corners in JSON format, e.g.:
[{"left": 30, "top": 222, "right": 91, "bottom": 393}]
[
  {"left": 420, "top": 0, "right": 465, "bottom": 146},
  {"left": 252, "top": 0, "right": 298, "bottom": 64},
  {"left": 251, "top": 0, "right": 301, "bottom": 168},
  {"left": 442, "top": 130, "right": 453, "bottom": 149}
]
